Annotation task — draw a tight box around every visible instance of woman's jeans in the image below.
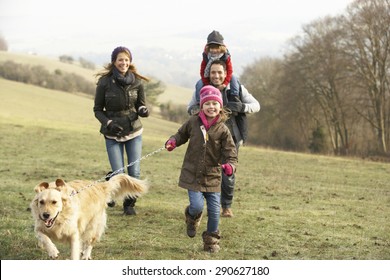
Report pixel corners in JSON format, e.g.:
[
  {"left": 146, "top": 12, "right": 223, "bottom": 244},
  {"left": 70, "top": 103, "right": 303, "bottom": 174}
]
[
  {"left": 188, "top": 190, "right": 220, "bottom": 233},
  {"left": 105, "top": 135, "right": 142, "bottom": 179}
]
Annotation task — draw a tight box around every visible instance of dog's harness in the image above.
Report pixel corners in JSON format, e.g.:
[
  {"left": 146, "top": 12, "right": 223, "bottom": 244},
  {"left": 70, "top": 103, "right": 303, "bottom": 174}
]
[{"left": 69, "top": 146, "right": 165, "bottom": 197}]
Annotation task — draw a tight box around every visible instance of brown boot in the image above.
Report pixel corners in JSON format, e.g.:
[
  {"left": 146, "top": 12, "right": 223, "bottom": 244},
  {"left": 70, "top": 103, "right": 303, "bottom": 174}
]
[
  {"left": 221, "top": 208, "right": 234, "bottom": 218},
  {"left": 185, "top": 206, "right": 203, "bottom": 238},
  {"left": 202, "top": 231, "right": 221, "bottom": 253}
]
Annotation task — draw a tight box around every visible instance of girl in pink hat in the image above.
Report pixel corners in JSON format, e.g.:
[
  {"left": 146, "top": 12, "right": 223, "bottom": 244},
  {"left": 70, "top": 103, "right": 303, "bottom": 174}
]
[{"left": 165, "top": 85, "right": 238, "bottom": 253}]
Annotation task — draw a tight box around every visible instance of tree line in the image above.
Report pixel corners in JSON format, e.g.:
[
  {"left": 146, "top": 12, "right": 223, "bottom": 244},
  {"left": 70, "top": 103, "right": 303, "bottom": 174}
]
[{"left": 240, "top": 0, "right": 390, "bottom": 157}]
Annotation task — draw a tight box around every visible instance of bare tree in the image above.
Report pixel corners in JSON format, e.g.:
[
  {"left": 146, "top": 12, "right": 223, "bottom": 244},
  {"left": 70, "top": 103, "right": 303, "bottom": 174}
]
[
  {"left": 286, "top": 16, "right": 355, "bottom": 155},
  {"left": 240, "top": 57, "right": 290, "bottom": 148},
  {"left": 342, "top": 0, "right": 390, "bottom": 154},
  {"left": 280, "top": 49, "right": 325, "bottom": 152}
]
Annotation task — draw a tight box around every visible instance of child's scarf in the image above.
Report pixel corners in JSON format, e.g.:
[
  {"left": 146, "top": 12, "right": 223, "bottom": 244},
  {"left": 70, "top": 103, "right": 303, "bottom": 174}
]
[{"left": 199, "top": 111, "right": 219, "bottom": 131}]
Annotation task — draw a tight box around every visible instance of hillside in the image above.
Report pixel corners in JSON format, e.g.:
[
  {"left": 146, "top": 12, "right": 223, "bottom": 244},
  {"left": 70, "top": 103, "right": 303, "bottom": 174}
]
[
  {"left": 0, "top": 78, "right": 181, "bottom": 137},
  {"left": 0, "top": 78, "right": 389, "bottom": 262},
  {"left": 0, "top": 51, "right": 97, "bottom": 83},
  {"left": 0, "top": 51, "right": 192, "bottom": 105}
]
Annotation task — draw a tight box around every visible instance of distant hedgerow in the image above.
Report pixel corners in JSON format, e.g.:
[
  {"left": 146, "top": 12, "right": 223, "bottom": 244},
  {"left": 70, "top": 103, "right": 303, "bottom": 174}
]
[{"left": 0, "top": 60, "right": 95, "bottom": 95}]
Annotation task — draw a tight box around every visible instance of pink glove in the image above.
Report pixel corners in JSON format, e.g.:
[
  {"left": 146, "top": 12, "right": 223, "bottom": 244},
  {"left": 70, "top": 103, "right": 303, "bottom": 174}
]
[
  {"left": 165, "top": 138, "right": 176, "bottom": 152},
  {"left": 221, "top": 163, "right": 233, "bottom": 176}
]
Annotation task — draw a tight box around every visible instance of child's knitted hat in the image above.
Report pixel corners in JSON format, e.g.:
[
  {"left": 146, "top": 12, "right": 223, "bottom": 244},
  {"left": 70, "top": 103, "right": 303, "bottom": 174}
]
[
  {"left": 207, "top": 30, "right": 224, "bottom": 46},
  {"left": 111, "top": 46, "right": 132, "bottom": 62},
  {"left": 200, "top": 85, "right": 223, "bottom": 108}
]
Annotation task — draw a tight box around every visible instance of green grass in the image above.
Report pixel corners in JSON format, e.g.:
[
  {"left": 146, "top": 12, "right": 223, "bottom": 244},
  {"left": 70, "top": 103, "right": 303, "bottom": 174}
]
[{"left": 0, "top": 78, "right": 389, "bottom": 260}]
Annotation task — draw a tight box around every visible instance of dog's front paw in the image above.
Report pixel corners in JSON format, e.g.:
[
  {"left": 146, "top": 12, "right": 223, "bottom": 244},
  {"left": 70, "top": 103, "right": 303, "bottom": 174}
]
[
  {"left": 81, "top": 255, "right": 92, "bottom": 260},
  {"left": 81, "top": 248, "right": 92, "bottom": 260},
  {"left": 48, "top": 247, "right": 59, "bottom": 259}
]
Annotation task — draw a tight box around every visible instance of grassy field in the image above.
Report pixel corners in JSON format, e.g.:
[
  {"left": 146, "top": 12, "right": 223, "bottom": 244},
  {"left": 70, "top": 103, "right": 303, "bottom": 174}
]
[{"left": 0, "top": 78, "right": 389, "bottom": 260}]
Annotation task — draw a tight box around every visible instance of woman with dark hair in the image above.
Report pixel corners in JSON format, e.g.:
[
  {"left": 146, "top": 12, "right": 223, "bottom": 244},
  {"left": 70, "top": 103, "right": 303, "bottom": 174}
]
[{"left": 94, "top": 46, "right": 150, "bottom": 215}]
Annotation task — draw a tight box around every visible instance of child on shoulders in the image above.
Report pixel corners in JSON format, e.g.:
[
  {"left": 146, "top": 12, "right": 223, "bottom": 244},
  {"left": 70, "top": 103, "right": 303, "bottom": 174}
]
[{"left": 195, "top": 30, "right": 240, "bottom": 103}]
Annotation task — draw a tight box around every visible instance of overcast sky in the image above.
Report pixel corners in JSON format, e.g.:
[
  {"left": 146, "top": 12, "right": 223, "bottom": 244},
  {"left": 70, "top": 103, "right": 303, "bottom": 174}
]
[{"left": 1, "top": 0, "right": 353, "bottom": 59}]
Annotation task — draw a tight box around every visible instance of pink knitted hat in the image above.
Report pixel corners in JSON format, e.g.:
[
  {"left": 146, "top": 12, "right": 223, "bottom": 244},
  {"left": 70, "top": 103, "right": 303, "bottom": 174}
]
[{"left": 200, "top": 85, "right": 223, "bottom": 108}]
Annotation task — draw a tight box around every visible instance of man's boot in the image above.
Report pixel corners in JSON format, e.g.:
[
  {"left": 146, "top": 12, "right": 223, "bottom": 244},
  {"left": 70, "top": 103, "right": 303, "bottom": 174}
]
[
  {"left": 202, "top": 231, "right": 221, "bottom": 253},
  {"left": 123, "top": 196, "right": 137, "bottom": 215},
  {"left": 184, "top": 206, "right": 203, "bottom": 238},
  {"left": 221, "top": 207, "right": 234, "bottom": 218}
]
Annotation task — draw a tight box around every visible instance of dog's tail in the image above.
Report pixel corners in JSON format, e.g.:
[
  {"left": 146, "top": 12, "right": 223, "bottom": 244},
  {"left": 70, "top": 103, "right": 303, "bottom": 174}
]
[{"left": 107, "top": 173, "right": 149, "bottom": 200}]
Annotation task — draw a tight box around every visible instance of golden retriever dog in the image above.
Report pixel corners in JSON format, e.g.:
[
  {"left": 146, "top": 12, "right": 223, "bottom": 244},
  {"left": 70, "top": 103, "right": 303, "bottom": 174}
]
[{"left": 30, "top": 173, "right": 149, "bottom": 260}]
